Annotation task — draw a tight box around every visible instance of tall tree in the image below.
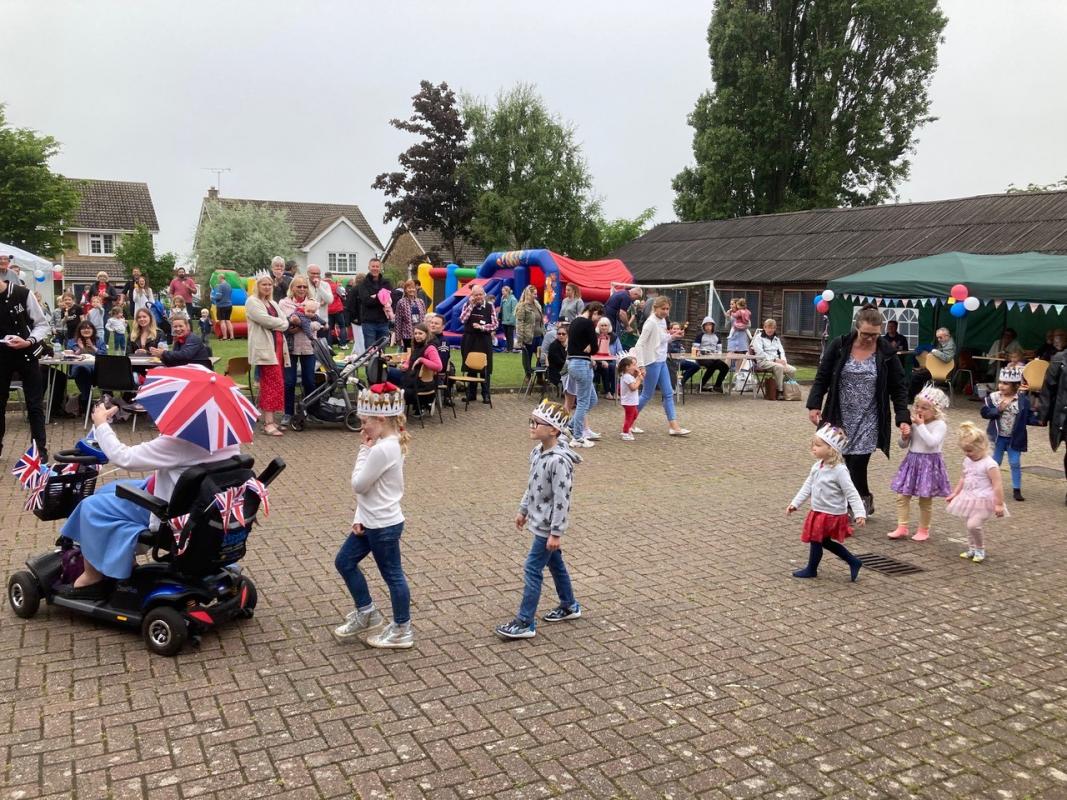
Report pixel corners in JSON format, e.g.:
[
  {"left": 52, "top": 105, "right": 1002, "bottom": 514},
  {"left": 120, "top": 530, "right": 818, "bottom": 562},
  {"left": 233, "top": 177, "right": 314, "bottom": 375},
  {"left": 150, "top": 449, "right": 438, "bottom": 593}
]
[
  {"left": 673, "top": 1, "right": 947, "bottom": 220},
  {"left": 194, "top": 201, "right": 296, "bottom": 275},
  {"left": 0, "top": 105, "right": 81, "bottom": 256},
  {"left": 372, "top": 80, "right": 472, "bottom": 263},
  {"left": 461, "top": 84, "right": 600, "bottom": 255}
]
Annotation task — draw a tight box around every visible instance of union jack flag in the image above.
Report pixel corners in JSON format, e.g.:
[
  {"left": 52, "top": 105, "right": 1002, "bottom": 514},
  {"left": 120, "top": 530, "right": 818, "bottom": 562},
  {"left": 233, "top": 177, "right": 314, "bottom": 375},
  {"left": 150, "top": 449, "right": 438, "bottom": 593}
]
[
  {"left": 213, "top": 486, "right": 246, "bottom": 529},
  {"left": 170, "top": 515, "right": 191, "bottom": 555},
  {"left": 243, "top": 478, "right": 270, "bottom": 518},
  {"left": 24, "top": 470, "right": 51, "bottom": 512},
  {"left": 11, "top": 441, "right": 44, "bottom": 489}
]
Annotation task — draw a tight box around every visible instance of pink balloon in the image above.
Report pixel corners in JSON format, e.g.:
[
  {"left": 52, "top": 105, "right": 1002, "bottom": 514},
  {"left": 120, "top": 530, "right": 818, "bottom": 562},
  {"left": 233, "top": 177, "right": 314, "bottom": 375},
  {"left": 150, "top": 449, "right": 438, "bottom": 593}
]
[
  {"left": 816, "top": 300, "right": 830, "bottom": 314},
  {"left": 950, "top": 283, "right": 969, "bottom": 301}
]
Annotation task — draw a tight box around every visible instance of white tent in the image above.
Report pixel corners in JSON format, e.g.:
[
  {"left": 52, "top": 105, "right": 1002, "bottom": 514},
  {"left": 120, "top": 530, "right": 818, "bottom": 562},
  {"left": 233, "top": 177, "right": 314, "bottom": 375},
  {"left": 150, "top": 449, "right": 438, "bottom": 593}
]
[{"left": 0, "top": 242, "right": 59, "bottom": 308}]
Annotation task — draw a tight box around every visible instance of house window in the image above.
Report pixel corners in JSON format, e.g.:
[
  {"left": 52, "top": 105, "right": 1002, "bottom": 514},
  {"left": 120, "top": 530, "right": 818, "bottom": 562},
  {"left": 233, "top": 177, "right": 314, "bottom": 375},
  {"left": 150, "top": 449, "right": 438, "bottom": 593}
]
[
  {"left": 89, "top": 233, "right": 115, "bottom": 255},
  {"left": 327, "top": 252, "right": 360, "bottom": 272},
  {"left": 783, "top": 291, "right": 822, "bottom": 337},
  {"left": 711, "top": 289, "right": 761, "bottom": 332}
]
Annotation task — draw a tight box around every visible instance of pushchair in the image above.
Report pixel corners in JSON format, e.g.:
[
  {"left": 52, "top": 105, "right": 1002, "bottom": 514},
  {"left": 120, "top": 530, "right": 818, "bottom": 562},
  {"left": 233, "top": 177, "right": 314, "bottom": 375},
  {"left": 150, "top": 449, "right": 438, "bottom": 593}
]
[
  {"left": 6, "top": 438, "right": 286, "bottom": 656},
  {"left": 289, "top": 336, "right": 387, "bottom": 432}
]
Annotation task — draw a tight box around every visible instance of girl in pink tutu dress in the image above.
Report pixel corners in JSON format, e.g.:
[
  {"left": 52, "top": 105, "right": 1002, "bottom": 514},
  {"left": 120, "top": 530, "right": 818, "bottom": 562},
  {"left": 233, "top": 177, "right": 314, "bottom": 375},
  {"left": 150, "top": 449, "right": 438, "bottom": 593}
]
[
  {"left": 946, "top": 421, "right": 1007, "bottom": 564},
  {"left": 888, "top": 386, "right": 951, "bottom": 542},
  {"left": 787, "top": 424, "right": 867, "bottom": 582}
]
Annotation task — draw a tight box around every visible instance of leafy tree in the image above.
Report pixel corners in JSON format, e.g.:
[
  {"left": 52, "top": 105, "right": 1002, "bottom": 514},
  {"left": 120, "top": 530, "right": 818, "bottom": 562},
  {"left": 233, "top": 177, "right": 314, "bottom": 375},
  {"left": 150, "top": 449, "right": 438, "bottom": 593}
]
[
  {"left": 673, "top": 1, "right": 947, "bottom": 220},
  {"left": 1006, "top": 175, "right": 1067, "bottom": 194},
  {"left": 461, "top": 84, "right": 600, "bottom": 255},
  {"left": 194, "top": 201, "right": 296, "bottom": 275},
  {"left": 372, "top": 81, "right": 472, "bottom": 263},
  {"left": 592, "top": 207, "right": 656, "bottom": 257},
  {"left": 0, "top": 105, "right": 81, "bottom": 256}
]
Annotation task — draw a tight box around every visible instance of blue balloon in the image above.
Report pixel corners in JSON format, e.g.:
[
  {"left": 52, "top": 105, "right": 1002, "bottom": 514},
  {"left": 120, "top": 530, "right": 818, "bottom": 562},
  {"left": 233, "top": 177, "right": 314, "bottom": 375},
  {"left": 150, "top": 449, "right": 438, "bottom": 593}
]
[
  {"left": 230, "top": 287, "right": 247, "bottom": 305},
  {"left": 949, "top": 302, "right": 967, "bottom": 318},
  {"left": 812, "top": 294, "right": 824, "bottom": 306}
]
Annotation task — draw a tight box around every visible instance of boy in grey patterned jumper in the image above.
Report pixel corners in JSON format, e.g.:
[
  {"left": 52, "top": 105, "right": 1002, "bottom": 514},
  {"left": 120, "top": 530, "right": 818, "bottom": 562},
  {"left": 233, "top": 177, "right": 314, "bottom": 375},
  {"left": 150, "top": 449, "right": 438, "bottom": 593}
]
[{"left": 495, "top": 400, "right": 583, "bottom": 639}]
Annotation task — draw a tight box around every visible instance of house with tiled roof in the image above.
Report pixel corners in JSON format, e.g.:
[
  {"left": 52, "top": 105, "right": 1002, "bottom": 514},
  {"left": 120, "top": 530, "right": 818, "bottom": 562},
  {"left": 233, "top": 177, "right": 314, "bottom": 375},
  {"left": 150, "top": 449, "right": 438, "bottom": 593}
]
[
  {"left": 381, "top": 223, "right": 488, "bottom": 273},
  {"left": 59, "top": 178, "right": 159, "bottom": 287},
  {"left": 196, "top": 188, "right": 384, "bottom": 277}
]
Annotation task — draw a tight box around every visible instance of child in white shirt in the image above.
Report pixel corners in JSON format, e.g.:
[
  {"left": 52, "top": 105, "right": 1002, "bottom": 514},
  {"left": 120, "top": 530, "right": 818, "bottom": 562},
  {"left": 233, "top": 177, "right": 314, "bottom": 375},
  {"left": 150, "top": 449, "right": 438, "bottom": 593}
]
[
  {"left": 618, "top": 356, "right": 643, "bottom": 441},
  {"left": 105, "top": 307, "right": 127, "bottom": 354}
]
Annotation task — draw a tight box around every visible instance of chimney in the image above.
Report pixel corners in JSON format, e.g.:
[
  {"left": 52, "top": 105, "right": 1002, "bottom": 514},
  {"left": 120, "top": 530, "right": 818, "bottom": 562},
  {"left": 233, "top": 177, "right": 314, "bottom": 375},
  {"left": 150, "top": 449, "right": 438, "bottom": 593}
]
[{"left": 208, "top": 186, "right": 219, "bottom": 200}]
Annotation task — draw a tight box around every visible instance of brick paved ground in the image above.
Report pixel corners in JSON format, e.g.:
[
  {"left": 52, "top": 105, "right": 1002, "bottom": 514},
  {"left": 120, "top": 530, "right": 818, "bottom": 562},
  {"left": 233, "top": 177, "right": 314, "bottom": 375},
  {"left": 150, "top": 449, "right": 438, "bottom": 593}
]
[{"left": 2, "top": 389, "right": 1066, "bottom": 800}]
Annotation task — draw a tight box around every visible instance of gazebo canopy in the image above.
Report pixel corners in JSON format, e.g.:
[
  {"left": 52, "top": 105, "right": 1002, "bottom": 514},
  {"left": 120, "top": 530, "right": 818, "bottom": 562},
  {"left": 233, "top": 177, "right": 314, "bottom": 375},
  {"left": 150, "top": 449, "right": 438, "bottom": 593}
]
[{"left": 828, "top": 252, "right": 1067, "bottom": 304}]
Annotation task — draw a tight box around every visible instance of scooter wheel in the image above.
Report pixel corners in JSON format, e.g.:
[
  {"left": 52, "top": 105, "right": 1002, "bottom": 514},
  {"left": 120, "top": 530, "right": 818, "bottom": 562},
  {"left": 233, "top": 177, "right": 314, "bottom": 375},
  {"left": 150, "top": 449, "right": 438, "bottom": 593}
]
[
  {"left": 142, "top": 606, "right": 188, "bottom": 657},
  {"left": 289, "top": 414, "right": 305, "bottom": 432},
  {"left": 345, "top": 410, "right": 362, "bottom": 432},
  {"left": 7, "top": 572, "right": 41, "bottom": 619},
  {"left": 239, "top": 579, "right": 257, "bottom": 619}
]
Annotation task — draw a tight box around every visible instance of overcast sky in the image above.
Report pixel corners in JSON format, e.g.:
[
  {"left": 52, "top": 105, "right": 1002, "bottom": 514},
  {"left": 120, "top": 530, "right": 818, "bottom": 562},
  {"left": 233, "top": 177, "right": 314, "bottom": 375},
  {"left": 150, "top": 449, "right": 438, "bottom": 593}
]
[{"left": 5, "top": 0, "right": 1066, "bottom": 258}]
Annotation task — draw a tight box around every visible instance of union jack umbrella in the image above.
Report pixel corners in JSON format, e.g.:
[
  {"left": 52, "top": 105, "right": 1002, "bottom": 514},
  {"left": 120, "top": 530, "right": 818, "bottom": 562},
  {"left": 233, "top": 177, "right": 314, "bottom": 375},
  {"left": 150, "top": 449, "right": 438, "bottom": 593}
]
[
  {"left": 135, "top": 365, "right": 259, "bottom": 451},
  {"left": 11, "top": 441, "right": 44, "bottom": 489}
]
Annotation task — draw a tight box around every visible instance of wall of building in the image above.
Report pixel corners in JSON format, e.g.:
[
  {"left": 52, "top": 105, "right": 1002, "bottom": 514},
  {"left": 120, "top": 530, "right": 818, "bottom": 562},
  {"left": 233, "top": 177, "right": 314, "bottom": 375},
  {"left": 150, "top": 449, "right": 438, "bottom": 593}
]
[
  {"left": 305, "top": 224, "right": 375, "bottom": 279},
  {"left": 382, "top": 232, "right": 423, "bottom": 274}
]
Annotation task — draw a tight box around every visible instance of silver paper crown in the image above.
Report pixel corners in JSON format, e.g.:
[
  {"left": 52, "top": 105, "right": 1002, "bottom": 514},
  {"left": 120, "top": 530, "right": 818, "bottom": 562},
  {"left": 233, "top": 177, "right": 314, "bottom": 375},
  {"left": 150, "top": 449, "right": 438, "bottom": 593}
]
[
  {"left": 815, "top": 423, "right": 848, "bottom": 453},
  {"left": 998, "top": 365, "right": 1023, "bottom": 383},
  {"left": 531, "top": 399, "right": 572, "bottom": 431},
  {"left": 916, "top": 384, "right": 950, "bottom": 410},
  {"left": 356, "top": 385, "right": 405, "bottom": 417}
]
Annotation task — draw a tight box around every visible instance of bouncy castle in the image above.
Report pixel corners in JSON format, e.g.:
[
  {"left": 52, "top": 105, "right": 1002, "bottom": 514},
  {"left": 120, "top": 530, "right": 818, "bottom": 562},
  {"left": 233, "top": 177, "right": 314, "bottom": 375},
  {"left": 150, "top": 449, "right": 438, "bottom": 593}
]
[
  {"left": 208, "top": 270, "right": 252, "bottom": 338},
  {"left": 433, "top": 249, "right": 633, "bottom": 346}
]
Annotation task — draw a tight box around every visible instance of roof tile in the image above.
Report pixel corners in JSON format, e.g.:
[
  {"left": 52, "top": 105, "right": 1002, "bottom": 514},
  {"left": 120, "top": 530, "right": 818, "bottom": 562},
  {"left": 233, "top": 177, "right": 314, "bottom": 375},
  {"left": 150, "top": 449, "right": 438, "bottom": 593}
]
[{"left": 65, "top": 179, "right": 159, "bottom": 232}]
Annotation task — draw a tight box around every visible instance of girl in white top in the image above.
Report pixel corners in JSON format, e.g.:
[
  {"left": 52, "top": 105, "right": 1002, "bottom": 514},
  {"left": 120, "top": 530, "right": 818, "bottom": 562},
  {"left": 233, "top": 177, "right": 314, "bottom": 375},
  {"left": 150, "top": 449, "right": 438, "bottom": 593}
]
[
  {"left": 333, "top": 383, "right": 414, "bottom": 649},
  {"left": 633, "top": 295, "right": 691, "bottom": 436},
  {"left": 888, "top": 386, "right": 951, "bottom": 542},
  {"left": 617, "top": 356, "right": 642, "bottom": 441},
  {"left": 787, "top": 424, "right": 866, "bottom": 582}
]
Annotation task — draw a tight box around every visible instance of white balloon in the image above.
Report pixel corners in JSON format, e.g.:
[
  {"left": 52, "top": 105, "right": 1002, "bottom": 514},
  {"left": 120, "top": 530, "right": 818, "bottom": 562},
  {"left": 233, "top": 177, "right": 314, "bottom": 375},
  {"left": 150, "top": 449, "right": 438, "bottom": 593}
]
[
  {"left": 963, "top": 296, "right": 980, "bottom": 311},
  {"left": 53, "top": 263, "right": 64, "bottom": 273},
  {"left": 821, "top": 289, "right": 835, "bottom": 302},
  {"left": 34, "top": 269, "right": 45, "bottom": 280}
]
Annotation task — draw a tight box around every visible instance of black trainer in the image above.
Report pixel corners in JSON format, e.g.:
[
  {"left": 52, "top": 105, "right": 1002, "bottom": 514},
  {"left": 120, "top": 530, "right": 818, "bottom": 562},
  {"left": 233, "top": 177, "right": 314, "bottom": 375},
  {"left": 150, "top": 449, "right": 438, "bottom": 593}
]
[{"left": 542, "top": 604, "right": 582, "bottom": 622}]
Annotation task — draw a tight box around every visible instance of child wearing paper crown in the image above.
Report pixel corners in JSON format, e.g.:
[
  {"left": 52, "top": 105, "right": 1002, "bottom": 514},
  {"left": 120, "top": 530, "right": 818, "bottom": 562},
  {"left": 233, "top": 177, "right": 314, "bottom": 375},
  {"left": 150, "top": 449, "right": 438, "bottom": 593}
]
[
  {"left": 980, "top": 365, "right": 1040, "bottom": 501},
  {"left": 947, "top": 421, "right": 1007, "bottom": 563},
  {"left": 888, "top": 385, "right": 951, "bottom": 541},
  {"left": 787, "top": 424, "right": 866, "bottom": 582},
  {"left": 495, "top": 400, "right": 584, "bottom": 639},
  {"left": 333, "top": 382, "right": 415, "bottom": 649}
]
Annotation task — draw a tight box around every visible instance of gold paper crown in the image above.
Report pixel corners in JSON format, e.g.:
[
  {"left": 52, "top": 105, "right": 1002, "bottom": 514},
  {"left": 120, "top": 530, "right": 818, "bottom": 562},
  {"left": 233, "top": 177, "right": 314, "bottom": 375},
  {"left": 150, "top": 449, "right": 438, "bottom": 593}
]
[
  {"left": 531, "top": 399, "right": 572, "bottom": 432},
  {"left": 815, "top": 423, "right": 848, "bottom": 453},
  {"left": 357, "top": 384, "right": 405, "bottom": 417}
]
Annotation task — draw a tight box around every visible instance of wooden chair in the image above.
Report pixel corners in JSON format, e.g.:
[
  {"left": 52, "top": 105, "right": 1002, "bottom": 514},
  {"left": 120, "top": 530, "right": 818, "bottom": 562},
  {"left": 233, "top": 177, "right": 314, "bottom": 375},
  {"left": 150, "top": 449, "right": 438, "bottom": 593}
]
[
  {"left": 411, "top": 364, "right": 444, "bottom": 427},
  {"left": 224, "top": 356, "right": 256, "bottom": 402},
  {"left": 448, "top": 351, "right": 490, "bottom": 411},
  {"left": 1023, "top": 358, "right": 1049, "bottom": 394},
  {"left": 521, "top": 348, "right": 549, "bottom": 397}
]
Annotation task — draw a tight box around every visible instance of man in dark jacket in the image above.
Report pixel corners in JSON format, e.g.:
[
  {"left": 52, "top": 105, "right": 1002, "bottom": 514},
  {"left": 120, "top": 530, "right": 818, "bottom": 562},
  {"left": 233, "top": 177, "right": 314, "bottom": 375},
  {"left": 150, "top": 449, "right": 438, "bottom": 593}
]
[
  {"left": 355, "top": 258, "right": 392, "bottom": 348},
  {"left": 150, "top": 314, "right": 211, "bottom": 366},
  {"left": 1038, "top": 349, "right": 1067, "bottom": 505}
]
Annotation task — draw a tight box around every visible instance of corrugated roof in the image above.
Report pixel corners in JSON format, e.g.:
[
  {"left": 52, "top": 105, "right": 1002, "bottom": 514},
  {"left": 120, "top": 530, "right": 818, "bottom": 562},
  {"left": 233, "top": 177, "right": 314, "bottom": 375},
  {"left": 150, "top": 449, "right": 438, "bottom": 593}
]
[
  {"left": 612, "top": 191, "right": 1067, "bottom": 284},
  {"left": 206, "top": 195, "right": 384, "bottom": 250},
  {"left": 65, "top": 178, "right": 159, "bottom": 232}
]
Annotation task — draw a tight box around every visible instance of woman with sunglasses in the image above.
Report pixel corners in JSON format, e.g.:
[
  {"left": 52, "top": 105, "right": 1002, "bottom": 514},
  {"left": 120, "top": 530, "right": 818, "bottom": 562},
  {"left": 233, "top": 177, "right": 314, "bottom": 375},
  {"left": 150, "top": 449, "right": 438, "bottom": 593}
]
[{"left": 807, "top": 305, "right": 911, "bottom": 518}]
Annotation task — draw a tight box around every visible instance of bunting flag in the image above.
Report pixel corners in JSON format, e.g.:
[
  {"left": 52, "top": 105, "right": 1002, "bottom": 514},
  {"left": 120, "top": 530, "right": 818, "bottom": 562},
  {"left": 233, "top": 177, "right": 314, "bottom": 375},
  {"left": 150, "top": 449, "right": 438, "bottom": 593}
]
[
  {"left": 243, "top": 478, "right": 271, "bottom": 518},
  {"left": 1030, "top": 303, "right": 1040, "bottom": 313},
  {"left": 213, "top": 487, "right": 244, "bottom": 528},
  {"left": 12, "top": 441, "right": 45, "bottom": 489},
  {"left": 169, "top": 513, "right": 190, "bottom": 531},
  {"left": 1042, "top": 303, "right": 1052, "bottom": 313},
  {"left": 1055, "top": 305, "right": 1065, "bottom": 314},
  {"left": 171, "top": 515, "right": 191, "bottom": 555}
]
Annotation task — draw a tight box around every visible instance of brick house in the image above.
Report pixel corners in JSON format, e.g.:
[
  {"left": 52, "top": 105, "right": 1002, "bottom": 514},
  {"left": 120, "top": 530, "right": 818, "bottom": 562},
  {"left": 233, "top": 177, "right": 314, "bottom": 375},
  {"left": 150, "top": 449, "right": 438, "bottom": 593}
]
[
  {"left": 59, "top": 178, "right": 159, "bottom": 291},
  {"left": 611, "top": 191, "right": 1067, "bottom": 363},
  {"left": 196, "top": 188, "right": 384, "bottom": 278},
  {"left": 381, "top": 223, "right": 487, "bottom": 275}
]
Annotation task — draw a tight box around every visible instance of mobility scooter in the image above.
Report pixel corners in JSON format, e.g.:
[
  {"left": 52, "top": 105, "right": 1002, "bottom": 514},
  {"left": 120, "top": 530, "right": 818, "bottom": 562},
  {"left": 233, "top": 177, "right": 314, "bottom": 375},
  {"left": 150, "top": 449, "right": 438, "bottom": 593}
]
[{"left": 7, "top": 438, "right": 285, "bottom": 656}]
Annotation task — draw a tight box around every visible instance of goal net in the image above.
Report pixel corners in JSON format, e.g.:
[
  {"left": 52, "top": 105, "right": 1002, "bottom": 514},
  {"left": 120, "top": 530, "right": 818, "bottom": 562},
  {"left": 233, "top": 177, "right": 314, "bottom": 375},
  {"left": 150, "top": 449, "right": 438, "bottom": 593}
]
[{"left": 609, "top": 279, "right": 725, "bottom": 332}]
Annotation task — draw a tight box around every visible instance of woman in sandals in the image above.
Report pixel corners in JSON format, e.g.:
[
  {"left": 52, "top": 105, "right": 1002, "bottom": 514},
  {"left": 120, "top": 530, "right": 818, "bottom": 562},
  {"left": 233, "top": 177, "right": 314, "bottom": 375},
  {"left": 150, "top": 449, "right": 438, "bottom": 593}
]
[{"left": 246, "top": 275, "right": 300, "bottom": 436}]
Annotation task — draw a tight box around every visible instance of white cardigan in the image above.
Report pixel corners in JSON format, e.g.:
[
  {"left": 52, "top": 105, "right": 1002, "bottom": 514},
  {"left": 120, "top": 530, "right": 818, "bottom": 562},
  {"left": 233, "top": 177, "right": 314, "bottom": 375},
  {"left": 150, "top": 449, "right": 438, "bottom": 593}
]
[{"left": 634, "top": 315, "right": 669, "bottom": 368}]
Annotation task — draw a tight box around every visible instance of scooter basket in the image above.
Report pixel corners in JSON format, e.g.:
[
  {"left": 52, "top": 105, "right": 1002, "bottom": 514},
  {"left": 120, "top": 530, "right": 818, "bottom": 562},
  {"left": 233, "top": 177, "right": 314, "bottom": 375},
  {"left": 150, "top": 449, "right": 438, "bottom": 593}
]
[{"left": 32, "top": 467, "right": 99, "bottom": 521}]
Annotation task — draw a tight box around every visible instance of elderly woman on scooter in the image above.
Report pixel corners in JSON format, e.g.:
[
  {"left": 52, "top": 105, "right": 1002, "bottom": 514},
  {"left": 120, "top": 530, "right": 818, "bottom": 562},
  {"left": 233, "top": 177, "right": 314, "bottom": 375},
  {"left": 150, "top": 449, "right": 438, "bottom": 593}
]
[{"left": 58, "top": 402, "right": 241, "bottom": 599}]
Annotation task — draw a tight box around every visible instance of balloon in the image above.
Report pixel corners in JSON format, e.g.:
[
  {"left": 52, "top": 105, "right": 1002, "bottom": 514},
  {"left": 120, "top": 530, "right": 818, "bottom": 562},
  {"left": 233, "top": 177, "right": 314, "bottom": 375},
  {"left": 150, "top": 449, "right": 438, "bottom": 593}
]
[
  {"left": 52, "top": 263, "right": 64, "bottom": 273},
  {"left": 947, "top": 297, "right": 956, "bottom": 305},
  {"left": 34, "top": 269, "right": 45, "bottom": 282},
  {"left": 950, "top": 283, "right": 969, "bottom": 301},
  {"left": 963, "top": 296, "right": 980, "bottom": 311},
  {"left": 950, "top": 302, "right": 967, "bottom": 318},
  {"left": 812, "top": 294, "right": 824, "bottom": 306},
  {"left": 821, "top": 289, "right": 835, "bottom": 302},
  {"left": 816, "top": 300, "right": 830, "bottom": 314}
]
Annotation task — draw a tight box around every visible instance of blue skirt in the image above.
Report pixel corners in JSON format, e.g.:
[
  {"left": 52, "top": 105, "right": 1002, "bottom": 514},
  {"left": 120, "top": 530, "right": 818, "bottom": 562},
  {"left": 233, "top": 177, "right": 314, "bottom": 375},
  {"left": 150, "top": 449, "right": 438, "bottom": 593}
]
[{"left": 60, "top": 479, "right": 152, "bottom": 579}]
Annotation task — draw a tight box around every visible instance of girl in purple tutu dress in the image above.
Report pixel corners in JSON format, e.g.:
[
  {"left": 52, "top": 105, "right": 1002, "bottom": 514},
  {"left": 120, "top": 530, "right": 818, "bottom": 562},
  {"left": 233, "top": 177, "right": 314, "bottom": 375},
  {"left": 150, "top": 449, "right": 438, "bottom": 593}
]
[
  {"left": 787, "top": 424, "right": 866, "bottom": 582},
  {"left": 946, "top": 421, "right": 1007, "bottom": 564},
  {"left": 888, "top": 386, "right": 951, "bottom": 542}
]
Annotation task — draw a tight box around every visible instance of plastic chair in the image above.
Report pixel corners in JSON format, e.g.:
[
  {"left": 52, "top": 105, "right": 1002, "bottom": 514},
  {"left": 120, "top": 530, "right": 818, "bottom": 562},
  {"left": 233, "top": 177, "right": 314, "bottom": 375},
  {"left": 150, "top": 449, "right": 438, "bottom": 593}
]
[
  {"left": 448, "top": 351, "right": 490, "bottom": 411},
  {"left": 83, "top": 355, "right": 146, "bottom": 431},
  {"left": 224, "top": 356, "right": 256, "bottom": 402},
  {"left": 924, "top": 355, "right": 956, "bottom": 401}
]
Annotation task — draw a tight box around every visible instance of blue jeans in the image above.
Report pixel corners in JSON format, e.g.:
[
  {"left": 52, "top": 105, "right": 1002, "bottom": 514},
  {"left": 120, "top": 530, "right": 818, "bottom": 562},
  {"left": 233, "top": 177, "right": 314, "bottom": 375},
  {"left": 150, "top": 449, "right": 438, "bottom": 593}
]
[
  {"left": 568, "top": 358, "right": 597, "bottom": 437},
  {"left": 112, "top": 333, "right": 126, "bottom": 354},
  {"left": 638, "top": 359, "right": 677, "bottom": 421},
  {"left": 993, "top": 435, "right": 1022, "bottom": 489},
  {"left": 335, "top": 522, "right": 410, "bottom": 624},
  {"left": 517, "top": 534, "right": 576, "bottom": 627},
  {"left": 284, "top": 352, "right": 317, "bottom": 416},
  {"left": 362, "top": 322, "right": 391, "bottom": 350},
  {"left": 71, "top": 364, "right": 95, "bottom": 410}
]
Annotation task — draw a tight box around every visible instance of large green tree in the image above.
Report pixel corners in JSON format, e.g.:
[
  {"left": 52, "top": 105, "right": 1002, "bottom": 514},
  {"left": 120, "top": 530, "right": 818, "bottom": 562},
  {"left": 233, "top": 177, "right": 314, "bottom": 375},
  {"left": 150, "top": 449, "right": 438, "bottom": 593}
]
[
  {"left": 592, "top": 207, "right": 656, "bottom": 257},
  {"left": 461, "top": 84, "right": 600, "bottom": 255},
  {"left": 194, "top": 201, "right": 296, "bottom": 275},
  {"left": 673, "top": 0, "right": 947, "bottom": 220},
  {"left": 0, "top": 105, "right": 81, "bottom": 256},
  {"left": 372, "top": 80, "right": 472, "bottom": 263},
  {"left": 114, "top": 222, "right": 177, "bottom": 292}
]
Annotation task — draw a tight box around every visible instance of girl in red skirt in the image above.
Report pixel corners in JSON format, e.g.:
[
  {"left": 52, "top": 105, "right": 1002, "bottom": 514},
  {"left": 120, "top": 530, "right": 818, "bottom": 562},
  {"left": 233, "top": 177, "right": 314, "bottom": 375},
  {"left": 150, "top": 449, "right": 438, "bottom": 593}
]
[{"left": 787, "top": 424, "right": 867, "bottom": 581}]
